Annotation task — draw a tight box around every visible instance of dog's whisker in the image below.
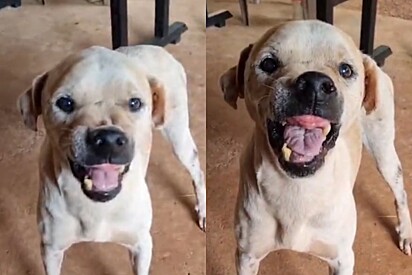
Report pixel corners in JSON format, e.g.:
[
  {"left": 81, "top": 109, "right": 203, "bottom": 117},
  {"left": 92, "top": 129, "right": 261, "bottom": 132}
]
[
  {"left": 262, "top": 84, "right": 277, "bottom": 92},
  {"left": 257, "top": 94, "right": 270, "bottom": 101}
]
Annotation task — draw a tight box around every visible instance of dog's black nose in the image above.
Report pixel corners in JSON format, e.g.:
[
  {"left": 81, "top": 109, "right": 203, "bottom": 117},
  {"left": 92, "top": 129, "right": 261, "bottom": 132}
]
[
  {"left": 295, "top": 71, "right": 336, "bottom": 95},
  {"left": 86, "top": 127, "right": 129, "bottom": 158}
]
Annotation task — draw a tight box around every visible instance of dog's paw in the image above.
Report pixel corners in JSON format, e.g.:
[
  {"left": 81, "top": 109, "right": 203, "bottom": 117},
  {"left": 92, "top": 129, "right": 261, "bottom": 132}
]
[
  {"left": 195, "top": 205, "right": 206, "bottom": 232},
  {"left": 396, "top": 224, "right": 412, "bottom": 255},
  {"left": 399, "top": 237, "right": 412, "bottom": 255},
  {"left": 199, "top": 216, "right": 206, "bottom": 232}
]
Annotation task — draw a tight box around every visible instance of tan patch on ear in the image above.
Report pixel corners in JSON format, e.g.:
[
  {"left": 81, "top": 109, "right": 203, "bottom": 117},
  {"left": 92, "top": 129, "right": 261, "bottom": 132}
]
[
  {"left": 363, "top": 56, "right": 378, "bottom": 114},
  {"left": 219, "top": 44, "right": 253, "bottom": 109},
  {"left": 17, "top": 72, "right": 48, "bottom": 131},
  {"left": 236, "top": 44, "right": 253, "bottom": 98},
  {"left": 219, "top": 66, "right": 239, "bottom": 109},
  {"left": 149, "top": 78, "right": 165, "bottom": 127}
]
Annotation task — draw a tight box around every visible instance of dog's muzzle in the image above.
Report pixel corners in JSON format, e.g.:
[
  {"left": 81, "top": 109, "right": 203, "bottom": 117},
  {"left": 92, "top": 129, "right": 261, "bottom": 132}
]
[
  {"left": 267, "top": 71, "right": 342, "bottom": 178},
  {"left": 69, "top": 127, "right": 134, "bottom": 202}
]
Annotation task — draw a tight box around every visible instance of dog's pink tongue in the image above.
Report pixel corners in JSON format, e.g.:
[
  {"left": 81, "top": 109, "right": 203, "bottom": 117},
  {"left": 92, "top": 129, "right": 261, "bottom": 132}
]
[
  {"left": 284, "top": 116, "right": 329, "bottom": 163},
  {"left": 89, "top": 164, "right": 120, "bottom": 192}
]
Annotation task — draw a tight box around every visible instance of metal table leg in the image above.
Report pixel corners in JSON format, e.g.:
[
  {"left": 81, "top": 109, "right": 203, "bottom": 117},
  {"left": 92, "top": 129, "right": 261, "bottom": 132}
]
[
  {"left": 238, "top": 0, "right": 249, "bottom": 26},
  {"left": 316, "top": 0, "right": 392, "bottom": 66},
  {"left": 0, "top": 0, "right": 21, "bottom": 10},
  {"left": 110, "top": 0, "right": 128, "bottom": 49},
  {"left": 206, "top": 7, "right": 233, "bottom": 28},
  {"left": 360, "top": 0, "right": 392, "bottom": 66},
  {"left": 144, "top": 0, "right": 188, "bottom": 46},
  {"left": 110, "top": 0, "right": 188, "bottom": 49},
  {"left": 316, "top": 0, "right": 336, "bottom": 24}
]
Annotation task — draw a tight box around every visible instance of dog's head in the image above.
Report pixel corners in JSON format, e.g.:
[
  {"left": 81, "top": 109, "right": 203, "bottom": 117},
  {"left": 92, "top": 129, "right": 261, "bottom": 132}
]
[
  {"left": 17, "top": 46, "right": 165, "bottom": 202},
  {"left": 220, "top": 20, "right": 386, "bottom": 178}
]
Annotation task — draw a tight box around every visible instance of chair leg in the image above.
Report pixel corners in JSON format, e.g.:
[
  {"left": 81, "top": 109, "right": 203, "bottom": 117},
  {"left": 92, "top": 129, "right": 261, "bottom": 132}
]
[
  {"left": 239, "top": 0, "right": 249, "bottom": 26},
  {"left": 292, "top": 0, "right": 304, "bottom": 19},
  {"left": 302, "top": 0, "right": 317, "bottom": 19}
]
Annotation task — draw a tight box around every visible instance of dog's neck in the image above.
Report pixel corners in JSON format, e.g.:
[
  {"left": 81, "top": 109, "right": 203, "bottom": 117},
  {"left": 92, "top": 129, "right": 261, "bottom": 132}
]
[{"left": 39, "top": 137, "right": 63, "bottom": 184}]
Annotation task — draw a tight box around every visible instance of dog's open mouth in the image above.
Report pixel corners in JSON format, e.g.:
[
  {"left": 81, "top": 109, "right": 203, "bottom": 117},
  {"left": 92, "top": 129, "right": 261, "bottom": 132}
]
[
  {"left": 267, "top": 115, "right": 340, "bottom": 177},
  {"left": 69, "top": 159, "right": 130, "bottom": 202}
]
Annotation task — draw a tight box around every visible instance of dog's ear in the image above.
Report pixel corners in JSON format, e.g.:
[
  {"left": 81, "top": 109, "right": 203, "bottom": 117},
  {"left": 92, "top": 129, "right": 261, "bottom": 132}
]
[
  {"left": 363, "top": 55, "right": 393, "bottom": 114},
  {"left": 148, "top": 77, "right": 166, "bottom": 128},
  {"left": 219, "top": 44, "right": 253, "bottom": 109},
  {"left": 17, "top": 72, "right": 48, "bottom": 131}
]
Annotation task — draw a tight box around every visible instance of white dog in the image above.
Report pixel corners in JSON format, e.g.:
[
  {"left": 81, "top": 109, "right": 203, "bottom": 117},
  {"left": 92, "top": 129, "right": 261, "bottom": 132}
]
[
  {"left": 17, "top": 45, "right": 206, "bottom": 275},
  {"left": 220, "top": 20, "right": 412, "bottom": 274}
]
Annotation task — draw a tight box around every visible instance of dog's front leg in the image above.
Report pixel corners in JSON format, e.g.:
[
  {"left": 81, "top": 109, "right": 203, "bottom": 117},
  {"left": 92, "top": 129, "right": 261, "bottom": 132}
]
[
  {"left": 363, "top": 125, "right": 412, "bottom": 254},
  {"left": 39, "top": 205, "right": 74, "bottom": 275},
  {"left": 236, "top": 249, "right": 262, "bottom": 275},
  {"left": 129, "top": 231, "right": 153, "bottom": 275},
  {"left": 235, "top": 203, "right": 274, "bottom": 275},
  {"left": 161, "top": 117, "right": 206, "bottom": 231},
  {"left": 362, "top": 83, "right": 412, "bottom": 254},
  {"left": 41, "top": 243, "right": 66, "bottom": 275},
  {"left": 326, "top": 248, "right": 354, "bottom": 275},
  {"left": 369, "top": 141, "right": 412, "bottom": 255},
  {"left": 362, "top": 55, "right": 412, "bottom": 254}
]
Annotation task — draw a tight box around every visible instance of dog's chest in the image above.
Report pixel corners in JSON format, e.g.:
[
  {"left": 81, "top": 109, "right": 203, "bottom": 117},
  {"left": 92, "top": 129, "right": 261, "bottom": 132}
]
[
  {"left": 43, "top": 177, "right": 152, "bottom": 245},
  {"left": 255, "top": 159, "right": 351, "bottom": 243},
  {"left": 257, "top": 162, "right": 333, "bottom": 209},
  {"left": 73, "top": 204, "right": 138, "bottom": 242},
  {"left": 72, "top": 190, "right": 149, "bottom": 242}
]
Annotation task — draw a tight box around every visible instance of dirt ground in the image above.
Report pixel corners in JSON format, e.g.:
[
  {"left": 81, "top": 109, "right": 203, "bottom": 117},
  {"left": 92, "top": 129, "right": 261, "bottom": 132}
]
[
  {"left": 0, "top": 0, "right": 205, "bottom": 274},
  {"left": 207, "top": 1, "right": 412, "bottom": 275}
]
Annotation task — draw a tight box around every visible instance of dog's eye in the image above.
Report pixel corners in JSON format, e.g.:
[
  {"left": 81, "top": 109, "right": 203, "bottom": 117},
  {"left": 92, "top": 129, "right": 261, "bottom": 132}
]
[
  {"left": 339, "top": 63, "right": 353, "bottom": 78},
  {"left": 56, "top": 96, "right": 75, "bottom": 113},
  {"left": 259, "top": 57, "right": 279, "bottom": 74},
  {"left": 129, "top": 98, "right": 143, "bottom": 112}
]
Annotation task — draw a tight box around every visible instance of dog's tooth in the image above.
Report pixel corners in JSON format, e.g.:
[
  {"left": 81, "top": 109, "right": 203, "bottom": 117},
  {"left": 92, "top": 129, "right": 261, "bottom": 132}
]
[
  {"left": 119, "top": 165, "right": 125, "bottom": 173},
  {"left": 282, "top": 144, "right": 292, "bottom": 162},
  {"left": 84, "top": 178, "right": 93, "bottom": 191},
  {"left": 281, "top": 121, "right": 286, "bottom": 126},
  {"left": 323, "top": 124, "right": 332, "bottom": 136}
]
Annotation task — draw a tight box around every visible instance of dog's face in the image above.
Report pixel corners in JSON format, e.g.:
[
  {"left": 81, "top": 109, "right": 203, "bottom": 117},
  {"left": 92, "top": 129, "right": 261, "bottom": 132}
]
[
  {"left": 18, "top": 46, "right": 165, "bottom": 202},
  {"left": 220, "top": 20, "right": 383, "bottom": 178}
]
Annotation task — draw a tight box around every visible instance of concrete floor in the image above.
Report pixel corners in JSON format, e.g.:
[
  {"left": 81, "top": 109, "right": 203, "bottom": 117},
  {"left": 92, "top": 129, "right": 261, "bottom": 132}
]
[
  {"left": 207, "top": 1, "right": 412, "bottom": 275},
  {"left": 0, "top": 0, "right": 205, "bottom": 274}
]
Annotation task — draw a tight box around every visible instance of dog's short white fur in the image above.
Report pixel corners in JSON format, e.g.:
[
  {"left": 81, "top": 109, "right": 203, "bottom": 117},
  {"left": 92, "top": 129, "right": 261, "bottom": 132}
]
[
  {"left": 220, "top": 20, "right": 412, "bottom": 275},
  {"left": 17, "top": 45, "right": 206, "bottom": 275}
]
